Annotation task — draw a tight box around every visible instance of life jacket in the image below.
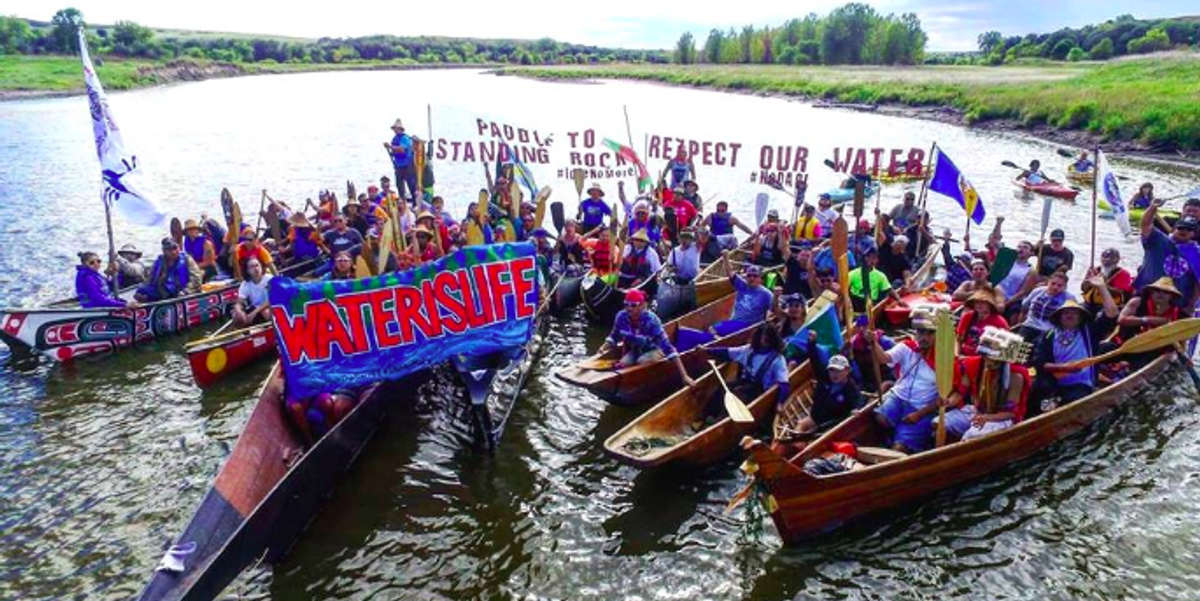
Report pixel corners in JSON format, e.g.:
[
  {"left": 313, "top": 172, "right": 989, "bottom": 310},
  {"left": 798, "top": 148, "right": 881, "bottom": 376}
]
[
  {"left": 710, "top": 212, "right": 733, "bottom": 236},
  {"left": 1118, "top": 296, "right": 1180, "bottom": 342},
  {"left": 793, "top": 216, "right": 820, "bottom": 241},
  {"left": 1083, "top": 268, "right": 1131, "bottom": 307},
  {"left": 150, "top": 256, "right": 191, "bottom": 299},
  {"left": 183, "top": 235, "right": 210, "bottom": 265},
  {"left": 591, "top": 238, "right": 614, "bottom": 273},
  {"left": 955, "top": 356, "right": 1032, "bottom": 422},
  {"left": 618, "top": 247, "right": 652, "bottom": 288}
]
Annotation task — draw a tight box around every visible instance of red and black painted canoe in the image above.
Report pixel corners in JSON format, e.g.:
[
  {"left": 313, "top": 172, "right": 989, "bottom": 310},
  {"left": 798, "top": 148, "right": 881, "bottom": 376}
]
[{"left": 186, "top": 323, "right": 276, "bottom": 388}]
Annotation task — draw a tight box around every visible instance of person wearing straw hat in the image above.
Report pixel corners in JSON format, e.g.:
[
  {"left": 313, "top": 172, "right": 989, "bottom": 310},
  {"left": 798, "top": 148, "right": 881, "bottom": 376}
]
[
  {"left": 284, "top": 213, "right": 327, "bottom": 265},
  {"left": 1117, "top": 277, "right": 1183, "bottom": 348},
  {"left": 180, "top": 219, "right": 218, "bottom": 282},
  {"left": 416, "top": 211, "right": 450, "bottom": 253},
  {"left": 383, "top": 118, "right": 418, "bottom": 203},
  {"left": 1027, "top": 269, "right": 1120, "bottom": 417},
  {"left": 866, "top": 312, "right": 943, "bottom": 453},
  {"left": 618, "top": 229, "right": 661, "bottom": 291},
  {"left": 627, "top": 200, "right": 662, "bottom": 245},
  {"left": 598, "top": 289, "right": 695, "bottom": 387},
  {"left": 956, "top": 287, "right": 1009, "bottom": 357},
  {"left": 410, "top": 224, "right": 443, "bottom": 263},
  {"left": 577, "top": 182, "right": 613, "bottom": 234},
  {"left": 106, "top": 242, "right": 147, "bottom": 288}
]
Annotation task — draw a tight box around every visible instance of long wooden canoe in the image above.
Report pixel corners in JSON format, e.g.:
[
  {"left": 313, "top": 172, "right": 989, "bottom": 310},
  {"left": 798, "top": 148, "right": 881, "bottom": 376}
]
[
  {"left": 137, "top": 364, "right": 426, "bottom": 601},
  {"left": 186, "top": 322, "right": 276, "bottom": 388},
  {"left": 556, "top": 293, "right": 758, "bottom": 406},
  {"left": 741, "top": 353, "right": 1176, "bottom": 544},
  {"left": 0, "top": 258, "right": 316, "bottom": 362},
  {"left": 605, "top": 359, "right": 815, "bottom": 469}
]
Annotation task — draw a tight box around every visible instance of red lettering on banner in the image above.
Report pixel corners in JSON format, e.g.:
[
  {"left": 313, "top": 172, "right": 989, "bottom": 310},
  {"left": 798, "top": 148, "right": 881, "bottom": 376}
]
[
  {"left": 568, "top": 131, "right": 579, "bottom": 147},
  {"left": 484, "top": 262, "right": 512, "bottom": 321},
  {"left": 393, "top": 286, "right": 424, "bottom": 344},
  {"left": 272, "top": 306, "right": 319, "bottom": 363},
  {"left": 335, "top": 292, "right": 372, "bottom": 354},
  {"left": 457, "top": 268, "right": 487, "bottom": 328},
  {"left": 907, "top": 149, "right": 926, "bottom": 174},
  {"left": 510, "top": 257, "right": 537, "bottom": 318},
  {"left": 869, "top": 148, "right": 884, "bottom": 174},
  {"left": 419, "top": 279, "right": 446, "bottom": 340},
  {"left": 729, "top": 143, "right": 742, "bottom": 167},
  {"left": 434, "top": 271, "right": 468, "bottom": 334},
  {"left": 367, "top": 289, "right": 403, "bottom": 348},
  {"left": 471, "top": 265, "right": 496, "bottom": 323},
  {"left": 649, "top": 135, "right": 661, "bottom": 158},
  {"left": 315, "top": 302, "right": 356, "bottom": 359},
  {"left": 888, "top": 149, "right": 904, "bottom": 175},
  {"left": 476, "top": 119, "right": 488, "bottom": 136},
  {"left": 850, "top": 149, "right": 867, "bottom": 175}
]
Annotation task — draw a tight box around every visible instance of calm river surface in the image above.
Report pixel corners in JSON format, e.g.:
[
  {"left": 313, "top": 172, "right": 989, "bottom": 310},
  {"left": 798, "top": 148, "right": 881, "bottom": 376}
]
[{"left": 2, "top": 69, "right": 1200, "bottom": 601}]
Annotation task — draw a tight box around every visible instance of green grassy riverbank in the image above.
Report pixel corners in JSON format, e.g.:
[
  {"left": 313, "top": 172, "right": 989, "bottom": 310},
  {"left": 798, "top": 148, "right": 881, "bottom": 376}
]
[{"left": 504, "top": 55, "right": 1200, "bottom": 152}]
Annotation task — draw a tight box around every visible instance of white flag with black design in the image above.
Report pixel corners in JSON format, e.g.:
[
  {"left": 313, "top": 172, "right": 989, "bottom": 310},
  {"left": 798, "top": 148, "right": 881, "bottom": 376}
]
[
  {"left": 1096, "top": 149, "right": 1129, "bottom": 236},
  {"left": 79, "top": 28, "right": 165, "bottom": 227}
]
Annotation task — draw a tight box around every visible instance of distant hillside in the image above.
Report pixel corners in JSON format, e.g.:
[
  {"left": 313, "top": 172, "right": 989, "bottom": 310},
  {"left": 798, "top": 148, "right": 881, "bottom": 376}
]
[{"left": 960, "top": 14, "right": 1200, "bottom": 66}]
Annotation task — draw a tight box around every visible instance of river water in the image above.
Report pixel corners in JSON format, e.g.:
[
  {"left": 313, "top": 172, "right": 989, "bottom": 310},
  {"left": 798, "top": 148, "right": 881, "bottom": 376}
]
[{"left": 2, "top": 69, "right": 1200, "bottom": 601}]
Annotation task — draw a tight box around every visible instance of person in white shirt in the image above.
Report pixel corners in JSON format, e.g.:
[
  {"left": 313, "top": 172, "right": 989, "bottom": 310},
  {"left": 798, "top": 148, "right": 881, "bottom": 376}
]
[
  {"left": 815, "top": 194, "right": 838, "bottom": 237},
  {"left": 664, "top": 228, "right": 701, "bottom": 284},
  {"left": 234, "top": 257, "right": 273, "bottom": 326},
  {"left": 864, "top": 316, "right": 944, "bottom": 453}
]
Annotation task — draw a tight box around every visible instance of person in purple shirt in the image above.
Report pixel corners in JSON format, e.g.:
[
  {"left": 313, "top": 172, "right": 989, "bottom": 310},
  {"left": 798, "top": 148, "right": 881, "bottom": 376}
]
[
  {"left": 710, "top": 256, "right": 774, "bottom": 337},
  {"left": 577, "top": 183, "right": 613, "bottom": 233},
  {"left": 598, "top": 289, "right": 695, "bottom": 385},
  {"left": 75, "top": 251, "right": 133, "bottom": 308}
]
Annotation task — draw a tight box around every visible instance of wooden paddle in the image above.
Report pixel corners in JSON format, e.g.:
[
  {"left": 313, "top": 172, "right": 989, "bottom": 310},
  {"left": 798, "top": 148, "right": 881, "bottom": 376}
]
[
  {"left": 708, "top": 360, "right": 754, "bottom": 423},
  {"left": 534, "top": 186, "right": 552, "bottom": 228},
  {"left": 578, "top": 357, "right": 618, "bottom": 371},
  {"left": 755, "top": 193, "right": 769, "bottom": 227},
  {"left": 1058, "top": 318, "right": 1200, "bottom": 372},
  {"left": 934, "top": 308, "right": 955, "bottom": 448},
  {"left": 572, "top": 168, "right": 586, "bottom": 201},
  {"left": 478, "top": 188, "right": 491, "bottom": 231},
  {"left": 170, "top": 218, "right": 183, "bottom": 248},
  {"left": 510, "top": 180, "right": 523, "bottom": 222},
  {"left": 415, "top": 139, "right": 426, "bottom": 206},
  {"left": 230, "top": 200, "right": 244, "bottom": 280},
  {"left": 355, "top": 255, "right": 372, "bottom": 279},
  {"left": 831, "top": 217, "right": 851, "bottom": 328},
  {"left": 551, "top": 201, "right": 565, "bottom": 236},
  {"left": 483, "top": 163, "right": 494, "bottom": 194}
]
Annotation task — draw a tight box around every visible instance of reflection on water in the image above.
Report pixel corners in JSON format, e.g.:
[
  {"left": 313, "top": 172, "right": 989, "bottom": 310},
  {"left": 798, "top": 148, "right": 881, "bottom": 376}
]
[{"left": 1, "top": 70, "right": 1199, "bottom": 601}]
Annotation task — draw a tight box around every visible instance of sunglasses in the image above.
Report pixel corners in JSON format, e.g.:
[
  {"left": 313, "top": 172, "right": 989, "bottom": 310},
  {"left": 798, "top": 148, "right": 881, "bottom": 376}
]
[{"left": 624, "top": 301, "right": 641, "bottom": 308}]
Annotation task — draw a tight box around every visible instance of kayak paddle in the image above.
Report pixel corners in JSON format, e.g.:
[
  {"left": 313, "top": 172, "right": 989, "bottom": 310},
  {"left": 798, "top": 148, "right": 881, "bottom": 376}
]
[{"left": 1058, "top": 318, "right": 1200, "bottom": 372}]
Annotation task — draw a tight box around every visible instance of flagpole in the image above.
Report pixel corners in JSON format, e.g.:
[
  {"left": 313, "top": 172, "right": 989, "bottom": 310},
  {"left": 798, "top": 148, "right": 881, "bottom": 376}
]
[
  {"left": 623, "top": 105, "right": 635, "bottom": 153},
  {"left": 103, "top": 196, "right": 118, "bottom": 292},
  {"left": 1091, "top": 145, "right": 1100, "bottom": 269},
  {"left": 914, "top": 141, "right": 937, "bottom": 257}
]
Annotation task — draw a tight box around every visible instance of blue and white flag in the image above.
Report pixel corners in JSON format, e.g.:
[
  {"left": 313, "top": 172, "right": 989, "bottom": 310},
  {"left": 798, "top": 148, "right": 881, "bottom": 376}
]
[
  {"left": 79, "top": 29, "right": 165, "bottom": 227},
  {"left": 1096, "top": 149, "right": 1129, "bottom": 236},
  {"left": 929, "top": 147, "right": 985, "bottom": 226}
]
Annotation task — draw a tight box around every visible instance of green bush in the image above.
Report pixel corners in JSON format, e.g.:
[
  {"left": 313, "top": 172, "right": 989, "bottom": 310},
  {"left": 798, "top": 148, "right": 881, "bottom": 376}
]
[
  {"left": 1066, "top": 47, "right": 1086, "bottom": 62},
  {"left": 1089, "top": 38, "right": 1114, "bottom": 60}
]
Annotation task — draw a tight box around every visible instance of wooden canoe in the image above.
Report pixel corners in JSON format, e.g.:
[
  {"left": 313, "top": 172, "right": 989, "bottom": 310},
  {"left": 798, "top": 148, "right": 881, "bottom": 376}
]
[
  {"left": 605, "top": 359, "right": 815, "bottom": 469},
  {"left": 693, "top": 241, "right": 758, "bottom": 308},
  {"left": 556, "top": 293, "right": 757, "bottom": 406},
  {"left": 0, "top": 257, "right": 316, "bottom": 362},
  {"left": 741, "top": 353, "right": 1176, "bottom": 544},
  {"left": 186, "top": 322, "right": 276, "bottom": 388},
  {"left": 137, "top": 365, "right": 427, "bottom": 601}
]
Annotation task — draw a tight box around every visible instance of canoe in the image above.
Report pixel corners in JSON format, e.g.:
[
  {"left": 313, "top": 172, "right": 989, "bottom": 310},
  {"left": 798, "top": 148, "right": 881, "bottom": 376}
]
[
  {"left": 1065, "top": 164, "right": 1095, "bottom": 186},
  {"left": 1097, "top": 199, "right": 1178, "bottom": 224},
  {"left": 1013, "top": 178, "right": 1079, "bottom": 201},
  {"left": 0, "top": 257, "right": 316, "bottom": 362},
  {"left": 136, "top": 364, "right": 428, "bottom": 601},
  {"left": 824, "top": 182, "right": 880, "bottom": 205},
  {"left": 875, "top": 171, "right": 926, "bottom": 185},
  {"left": 551, "top": 273, "right": 584, "bottom": 311},
  {"left": 450, "top": 299, "right": 549, "bottom": 452},
  {"left": 883, "top": 289, "right": 957, "bottom": 327},
  {"left": 654, "top": 276, "right": 697, "bottom": 321},
  {"left": 556, "top": 293, "right": 758, "bottom": 406},
  {"left": 186, "top": 322, "right": 276, "bottom": 388},
  {"left": 740, "top": 353, "right": 1175, "bottom": 544},
  {"left": 581, "top": 271, "right": 624, "bottom": 322},
  {"left": 604, "top": 357, "right": 814, "bottom": 469}
]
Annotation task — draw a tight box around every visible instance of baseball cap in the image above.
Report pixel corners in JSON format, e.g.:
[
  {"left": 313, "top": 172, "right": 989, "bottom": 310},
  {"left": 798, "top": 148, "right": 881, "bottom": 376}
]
[
  {"left": 1177, "top": 215, "right": 1199, "bottom": 231},
  {"left": 1050, "top": 229, "right": 1066, "bottom": 240},
  {"left": 828, "top": 355, "right": 850, "bottom": 371}
]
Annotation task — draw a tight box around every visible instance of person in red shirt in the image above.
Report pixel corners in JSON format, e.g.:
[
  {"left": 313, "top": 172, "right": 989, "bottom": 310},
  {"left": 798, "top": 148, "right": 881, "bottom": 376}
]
[
  {"left": 661, "top": 186, "right": 698, "bottom": 238},
  {"left": 416, "top": 211, "right": 451, "bottom": 254},
  {"left": 1082, "top": 247, "right": 1134, "bottom": 316},
  {"left": 956, "top": 287, "right": 1009, "bottom": 356},
  {"left": 236, "top": 228, "right": 276, "bottom": 275}
]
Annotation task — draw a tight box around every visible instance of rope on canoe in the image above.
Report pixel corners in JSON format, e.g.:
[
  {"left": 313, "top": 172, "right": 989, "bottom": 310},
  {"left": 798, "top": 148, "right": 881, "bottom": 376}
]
[{"left": 620, "top": 434, "right": 690, "bottom": 457}]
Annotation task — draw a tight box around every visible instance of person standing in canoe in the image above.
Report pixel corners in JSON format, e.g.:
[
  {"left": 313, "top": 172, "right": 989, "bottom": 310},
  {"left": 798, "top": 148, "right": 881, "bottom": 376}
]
[
  {"left": 710, "top": 256, "right": 774, "bottom": 336},
  {"left": 666, "top": 147, "right": 694, "bottom": 190},
  {"left": 701, "top": 200, "right": 754, "bottom": 250},
  {"left": 704, "top": 322, "right": 790, "bottom": 403},
  {"left": 106, "top": 243, "right": 147, "bottom": 288},
  {"left": 618, "top": 229, "right": 661, "bottom": 291},
  {"left": 1016, "top": 270, "right": 1076, "bottom": 344},
  {"left": 555, "top": 220, "right": 587, "bottom": 274},
  {"left": 956, "top": 289, "right": 1009, "bottom": 357},
  {"left": 1027, "top": 271, "right": 1119, "bottom": 417},
  {"left": 1035, "top": 229, "right": 1074, "bottom": 279},
  {"left": 182, "top": 219, "right": 218, "bottom": 282},
  {"left": 577, "top": 183, "right": 613, "bottom": 234},
  {"left": 662, "top": 186, "right": 698, "bottom": 233},
  {"left": 814, "top": 195, "right": 838, "bottom": 237},
  {"left": 232, "top": 257, "right": 273, "bottom": 326},
  {"left": 383, "top": 119, "right": 418, "bottom": 203},
  {"left": 1136, "top": 204, "right": 1200, "bottom": 309},
  {"left": 598, "top": 289, "right": 695, "bottom": 385},
  {"left": 997, "top": 241, "right": 1037, "bottom": 321},
  {"left": 865, "top": 314, "right": 942, "bottom": 454},
  {"left": 664, "top": 228, "right": 700, "bottom": 285},
  {"left": 1082, "top": 247, "right": 1134, "bottom": 316},
  {"left": 76, "top": 251, "right": 135, "bottom": 308},
  {"left": 135, "top": 238, "right": 202, "bottom": 303},
  {"left": 681, "top": 179, "right": 703, "bottom": 213}
]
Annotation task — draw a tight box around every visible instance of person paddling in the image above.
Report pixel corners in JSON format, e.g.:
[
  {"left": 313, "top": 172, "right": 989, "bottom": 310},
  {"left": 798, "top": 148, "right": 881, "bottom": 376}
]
[
  {"left": 1117, "top": 277, "right": 1183, "bottom": 369},
  {"left": 598, "top": 289, "right": 695, "bottom": 386},
  {"left": 618, "top": 229, "right": 661, "bottom": 291},
  {"left": 76, "top": 251, "right": 134, "bottom": 308},
  {"left": 1018, "top": 159, "right": 1052, "bottom": 186},
  {"left": 704, "top": 322, "right": 790, "bottom": 406}
]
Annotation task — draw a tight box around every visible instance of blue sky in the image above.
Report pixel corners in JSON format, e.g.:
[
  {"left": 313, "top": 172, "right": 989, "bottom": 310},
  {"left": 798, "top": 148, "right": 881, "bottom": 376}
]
[{"left": 7, "top": 1, "right": 1196, "bottom": 51}]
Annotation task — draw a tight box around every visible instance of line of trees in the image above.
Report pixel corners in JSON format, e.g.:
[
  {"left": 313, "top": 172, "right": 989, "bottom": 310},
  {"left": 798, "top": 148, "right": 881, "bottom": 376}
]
[
  {"left": 973, "top": 14, "right": 1200, "bottom": 64},
  {"left": 0, "top": 8, "right": 669, "bottom": 65},
  {"left": 673, "top": 3, "right": 927, "bottom": 66}
]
